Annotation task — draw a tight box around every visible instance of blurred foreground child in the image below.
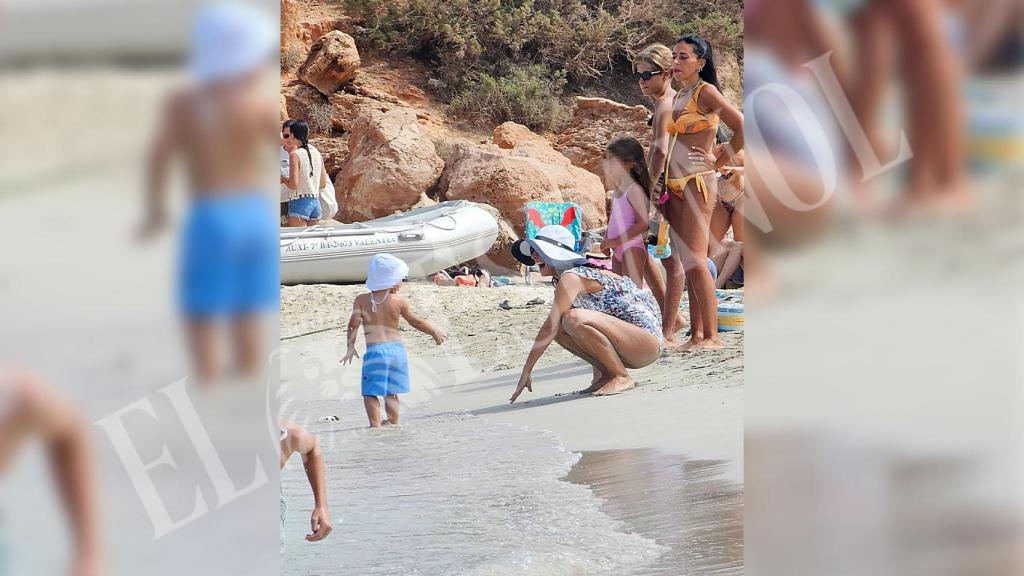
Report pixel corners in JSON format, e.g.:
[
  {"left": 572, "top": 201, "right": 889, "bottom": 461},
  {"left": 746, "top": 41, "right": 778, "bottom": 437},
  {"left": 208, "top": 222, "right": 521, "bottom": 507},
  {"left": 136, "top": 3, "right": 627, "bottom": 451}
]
[{"left": 141, "top": 4, "right": 278, "bottom": 383}]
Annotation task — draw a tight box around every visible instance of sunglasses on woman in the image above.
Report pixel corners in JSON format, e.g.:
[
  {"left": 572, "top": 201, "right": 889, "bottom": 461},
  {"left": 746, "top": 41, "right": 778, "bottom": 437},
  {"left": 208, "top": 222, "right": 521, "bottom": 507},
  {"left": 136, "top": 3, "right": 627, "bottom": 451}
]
[{"left": 636, "top": 70, "right": 663, "bottom": 81}]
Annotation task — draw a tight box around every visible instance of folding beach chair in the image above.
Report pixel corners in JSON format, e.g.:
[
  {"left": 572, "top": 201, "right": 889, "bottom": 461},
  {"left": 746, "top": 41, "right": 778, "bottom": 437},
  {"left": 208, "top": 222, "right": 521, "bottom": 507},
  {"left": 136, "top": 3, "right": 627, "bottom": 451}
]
[
  {"left": 520, "top": 201, "right": 585, "bottom": 284},
  {"left": 524, "top": 201, "right": 583, "bottom": 250}
]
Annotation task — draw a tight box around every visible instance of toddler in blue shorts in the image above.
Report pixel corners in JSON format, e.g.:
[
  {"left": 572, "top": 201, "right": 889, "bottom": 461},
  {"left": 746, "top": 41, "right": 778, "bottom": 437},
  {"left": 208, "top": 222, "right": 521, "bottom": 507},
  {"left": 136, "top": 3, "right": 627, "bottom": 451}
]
[{"left": 340, "top": 254, "right": 447, "bottom": 427}]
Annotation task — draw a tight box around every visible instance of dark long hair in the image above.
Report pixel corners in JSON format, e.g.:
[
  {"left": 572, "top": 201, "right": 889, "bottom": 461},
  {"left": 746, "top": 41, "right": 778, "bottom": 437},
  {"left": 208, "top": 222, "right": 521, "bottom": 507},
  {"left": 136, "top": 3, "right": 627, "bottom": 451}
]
[
  {"left": 288, "top": 119, "right": 314, "bottom": 178},
  {"left": 607, "top": 136, "right": 654, "bottom": 203},
  {"left": 677, "top": 33, "right": 719, "bottom": 90}
]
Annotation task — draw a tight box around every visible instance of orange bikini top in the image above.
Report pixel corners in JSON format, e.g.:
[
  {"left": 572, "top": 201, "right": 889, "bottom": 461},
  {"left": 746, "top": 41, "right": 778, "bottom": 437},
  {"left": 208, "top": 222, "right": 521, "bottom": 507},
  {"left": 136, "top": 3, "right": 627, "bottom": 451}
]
[{"left": 667, "top": 81, "right": 719, "bottom": 136}]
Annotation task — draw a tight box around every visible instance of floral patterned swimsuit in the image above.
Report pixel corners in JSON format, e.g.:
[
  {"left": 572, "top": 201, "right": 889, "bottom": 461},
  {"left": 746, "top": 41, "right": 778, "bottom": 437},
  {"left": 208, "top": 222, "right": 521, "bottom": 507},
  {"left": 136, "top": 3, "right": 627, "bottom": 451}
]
[{"left": 565, "top": 266, "right": 664, "bottom": 346}]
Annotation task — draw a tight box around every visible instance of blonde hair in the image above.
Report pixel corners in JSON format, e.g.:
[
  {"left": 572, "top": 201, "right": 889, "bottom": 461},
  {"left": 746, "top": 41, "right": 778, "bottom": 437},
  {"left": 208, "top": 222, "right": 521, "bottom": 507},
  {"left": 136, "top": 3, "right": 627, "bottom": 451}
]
[
  {"left": 633, "top": 43, "right": 676, "bottom": 90},
  {"left": 633, "top": 43, "right": 673, "bottom": 74}
]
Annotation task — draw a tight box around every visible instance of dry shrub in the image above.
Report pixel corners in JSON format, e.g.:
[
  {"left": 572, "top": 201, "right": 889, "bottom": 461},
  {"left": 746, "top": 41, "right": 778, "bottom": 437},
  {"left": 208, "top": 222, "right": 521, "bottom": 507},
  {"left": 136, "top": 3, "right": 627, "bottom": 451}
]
[
  {"left": 281, "top": 44, "right": 305, "bottom": 72},
  {"left": 344, "top": 0, "right": 742, "bottom": 128},
  {"left": 307, "top": 101, "right": 334, "bottom": 135}
]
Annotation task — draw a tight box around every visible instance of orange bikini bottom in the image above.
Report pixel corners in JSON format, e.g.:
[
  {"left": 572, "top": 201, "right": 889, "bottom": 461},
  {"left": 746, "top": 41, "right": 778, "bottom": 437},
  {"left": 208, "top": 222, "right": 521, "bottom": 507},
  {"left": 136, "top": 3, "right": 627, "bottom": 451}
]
[{"left": 658, "top": 170, "right": 715, "bottom": 205}]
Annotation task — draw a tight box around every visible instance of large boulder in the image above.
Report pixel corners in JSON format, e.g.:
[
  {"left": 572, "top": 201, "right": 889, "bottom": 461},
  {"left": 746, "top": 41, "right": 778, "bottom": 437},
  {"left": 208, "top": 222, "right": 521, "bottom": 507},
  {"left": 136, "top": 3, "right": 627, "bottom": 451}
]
[
  {"left": 437, "top": 137, "right": 607, "bottom": 239},
  {"left": 493, "top": 121, "right": 545, "bottom": 149},
  {"left": 298, "top": 31, "right": 361, "bottom": 96},
  {"left": 309, "top": 135, "right": 349, "bottom": 182},
  {"left": 550, "top": 97, "right": 651, "bottom": 179},
  {"left": 334, "top": 108, "right": 445, "bottom": 222},
  {"left": 327, "top": 92, "right": 396, "bottom": 133}
]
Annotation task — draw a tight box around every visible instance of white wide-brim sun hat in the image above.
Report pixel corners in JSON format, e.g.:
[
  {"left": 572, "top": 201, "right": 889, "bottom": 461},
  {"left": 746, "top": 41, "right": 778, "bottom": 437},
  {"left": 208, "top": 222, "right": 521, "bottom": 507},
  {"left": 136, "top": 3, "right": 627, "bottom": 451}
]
[
  {"left": 367, "top": 254, "right": 410, "bottom": 291},
  {"left": 511, "top": 225, "right": 588, "bottom": 272},
  {"left": 190, "top": 2, "right": 276, "bottom": 85}
]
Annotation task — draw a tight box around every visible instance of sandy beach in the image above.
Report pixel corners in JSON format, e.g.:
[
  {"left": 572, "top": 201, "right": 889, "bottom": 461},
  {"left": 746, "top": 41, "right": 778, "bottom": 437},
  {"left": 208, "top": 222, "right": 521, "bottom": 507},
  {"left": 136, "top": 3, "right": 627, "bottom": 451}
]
[
  {"left": 280, "top": 280, "right": 743, "bottom": 574},
  {"left": 282, "top": 281, "right": 743, "bottom": 398}
]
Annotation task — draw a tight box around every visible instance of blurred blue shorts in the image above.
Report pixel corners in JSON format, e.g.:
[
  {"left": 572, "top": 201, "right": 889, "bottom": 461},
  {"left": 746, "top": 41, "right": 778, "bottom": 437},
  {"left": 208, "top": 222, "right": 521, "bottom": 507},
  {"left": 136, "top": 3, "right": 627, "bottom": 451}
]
[{"left": 180, "top": 193, "right": 278, "bottom": 316}]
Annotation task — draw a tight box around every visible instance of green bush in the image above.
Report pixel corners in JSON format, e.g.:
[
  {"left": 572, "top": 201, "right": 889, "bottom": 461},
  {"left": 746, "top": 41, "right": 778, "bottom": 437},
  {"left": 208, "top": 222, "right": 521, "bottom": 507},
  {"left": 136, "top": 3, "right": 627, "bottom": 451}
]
[
  {"left": 345, "top": 0, "right": 620, "bottom": 84},
  {"left": 673, "top": 11, "right": 744, "bottom": 56},
  {"left": 449, "top": 65, "right": 570, "bottom": 131},
  {"left": 344, "top": 0, "right": 742, "bottom": 129}
]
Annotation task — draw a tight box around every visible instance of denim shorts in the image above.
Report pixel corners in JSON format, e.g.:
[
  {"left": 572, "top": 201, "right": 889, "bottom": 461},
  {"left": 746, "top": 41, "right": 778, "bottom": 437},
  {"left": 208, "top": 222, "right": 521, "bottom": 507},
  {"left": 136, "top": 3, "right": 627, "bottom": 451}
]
[{"left": 287, "top": 195, "right": 321, "bottom": 221}]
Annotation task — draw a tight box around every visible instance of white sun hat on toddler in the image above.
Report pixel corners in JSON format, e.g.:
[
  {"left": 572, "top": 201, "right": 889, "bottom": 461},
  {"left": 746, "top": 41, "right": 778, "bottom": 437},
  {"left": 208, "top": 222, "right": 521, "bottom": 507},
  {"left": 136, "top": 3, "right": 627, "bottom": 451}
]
[{"left": 367, "top": 254, "right": 410, "bottom": 291}]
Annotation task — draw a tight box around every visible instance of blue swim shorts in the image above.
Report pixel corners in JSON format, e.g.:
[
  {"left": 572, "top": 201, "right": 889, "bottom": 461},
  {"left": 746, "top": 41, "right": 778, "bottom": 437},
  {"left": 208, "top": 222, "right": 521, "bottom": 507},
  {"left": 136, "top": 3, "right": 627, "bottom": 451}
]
[
  {"left": 361, "top": 342, "right": 410, "bottom": 397},
  {"left": 287, "top": 195, "right": 321, "bottom": 221},
  {"left": 179, "top": 193, "right": 279, "bottom": 316}
]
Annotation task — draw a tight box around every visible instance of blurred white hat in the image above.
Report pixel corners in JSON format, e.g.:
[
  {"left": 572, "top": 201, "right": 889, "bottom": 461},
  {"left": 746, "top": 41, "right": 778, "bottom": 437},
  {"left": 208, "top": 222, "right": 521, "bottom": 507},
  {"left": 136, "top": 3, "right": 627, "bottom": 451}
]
[
  {"left": 190, "top": 2, "right": 275, "bottom": 84},
  {"left": 367, "top": 254, "right": 409, "bottom": 291}
]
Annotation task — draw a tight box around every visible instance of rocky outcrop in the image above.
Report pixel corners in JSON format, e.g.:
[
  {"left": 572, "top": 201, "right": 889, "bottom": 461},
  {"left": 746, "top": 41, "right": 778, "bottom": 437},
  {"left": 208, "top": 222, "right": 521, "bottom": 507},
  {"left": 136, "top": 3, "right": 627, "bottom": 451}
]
[
  {"left": 493, "top": 121, "right": 545, "bottom": 149},
  {"left": 280, "top": 0, "right": 301, "bottom": 56},
  {"left": 281, "top": 0, "right": 358, "bottom": 60},
  {"left": 299, "top": 31, "right": 361, "bottom": 96},
  {"left": 281, "top": 81, "right": 326, "bottom": 123},
  {"left": 310, "top": 135, "right": 349, "bottom": 182},
  {"left": 297, "top": 16, "right": 357, "bottom": 52},
  {"left": 550, "top": 97, "right": 651, "bottom": 179},
  {"left": 437, "top": 137, "right": 607, "bottom": 238},
  {"left": 334, "top": 108, "right": 445, "bottom": 222},
  {"left": 327, "top": 92, "right": 394, "bottom": 132},
  {"left": 716, "top": 51, "right": 743, "bottom": 109},
  {"left": 406, "top": 193, "right": 437, "bottom": 212}
]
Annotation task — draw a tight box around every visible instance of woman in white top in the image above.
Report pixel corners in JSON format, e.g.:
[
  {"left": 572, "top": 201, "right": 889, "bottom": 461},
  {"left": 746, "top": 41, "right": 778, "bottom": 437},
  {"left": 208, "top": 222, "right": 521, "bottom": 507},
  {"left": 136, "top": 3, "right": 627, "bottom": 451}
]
[{"left": 281, "top": 120, "right": 328, "bottom": 227}]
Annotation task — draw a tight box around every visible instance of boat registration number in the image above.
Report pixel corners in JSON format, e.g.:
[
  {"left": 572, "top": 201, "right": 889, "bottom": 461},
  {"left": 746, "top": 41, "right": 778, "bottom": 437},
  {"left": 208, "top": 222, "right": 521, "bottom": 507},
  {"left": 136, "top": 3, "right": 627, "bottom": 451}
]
[{"left": 283, "top": 234, "right": 399, "bottom": 253}]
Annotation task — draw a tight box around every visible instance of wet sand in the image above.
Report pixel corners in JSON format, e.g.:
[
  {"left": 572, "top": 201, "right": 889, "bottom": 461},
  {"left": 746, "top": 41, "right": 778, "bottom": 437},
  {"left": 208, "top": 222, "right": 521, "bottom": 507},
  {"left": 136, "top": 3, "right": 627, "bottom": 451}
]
[
  {"left": 566, "top": 450, "right": 743, "bottom": 576},
  {"left": 281, "top": 280, "right": 744, "bottom": 572}
]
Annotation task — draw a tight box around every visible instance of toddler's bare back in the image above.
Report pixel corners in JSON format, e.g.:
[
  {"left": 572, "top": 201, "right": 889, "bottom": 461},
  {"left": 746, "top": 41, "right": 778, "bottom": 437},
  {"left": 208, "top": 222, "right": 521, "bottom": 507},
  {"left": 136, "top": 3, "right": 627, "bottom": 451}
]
[
  {"left": 165, "top": 81, "right": 276, "bottom": 196},
  {"left": 355, "top": 292, "right": 406, "bottom": 345}
]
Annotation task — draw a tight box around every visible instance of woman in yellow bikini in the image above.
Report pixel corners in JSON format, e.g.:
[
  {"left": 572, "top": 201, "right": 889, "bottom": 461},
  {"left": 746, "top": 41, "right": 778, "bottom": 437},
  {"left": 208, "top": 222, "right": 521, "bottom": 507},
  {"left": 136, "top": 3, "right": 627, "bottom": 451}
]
[{"left": 660, "top": 34, "right": 744, "bottom": 351}]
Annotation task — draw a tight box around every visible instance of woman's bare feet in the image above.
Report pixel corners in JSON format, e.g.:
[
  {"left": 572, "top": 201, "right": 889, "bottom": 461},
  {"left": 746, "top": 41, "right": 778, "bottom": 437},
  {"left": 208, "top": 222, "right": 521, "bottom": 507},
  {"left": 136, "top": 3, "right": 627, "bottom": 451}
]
[
  {"left": 579, "top": 369, "right": 610, "bottom": 394},
  {"left": 667, "top": 336, "right": 703, "bottom": 353},
  {"left": 697, "top": 338, "right": 725, "bottom": 350},
  {"left": 893, "top": 185, "right": 975, "bottom": 217},
  {"left": 593, "top": 376, "right": 636, "bottom": 396},
  {"left": 663, "top": 316, "right": 687, "bottom": 345}
]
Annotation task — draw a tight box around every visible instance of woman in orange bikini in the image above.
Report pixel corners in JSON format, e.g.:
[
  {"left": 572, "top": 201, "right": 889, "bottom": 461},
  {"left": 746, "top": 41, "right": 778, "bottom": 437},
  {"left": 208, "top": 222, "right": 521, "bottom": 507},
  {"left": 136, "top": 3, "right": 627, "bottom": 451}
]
[
  {"left": 635, "top": 43, "right": 687, "bottom": 347},
  {"left": 660, "top": 34, "right": 744, "bottom": 351}
]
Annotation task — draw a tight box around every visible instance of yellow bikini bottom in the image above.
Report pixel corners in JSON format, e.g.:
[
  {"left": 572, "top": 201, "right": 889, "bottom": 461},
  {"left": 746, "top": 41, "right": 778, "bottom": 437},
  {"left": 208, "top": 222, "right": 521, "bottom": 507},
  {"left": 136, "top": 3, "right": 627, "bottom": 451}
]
[{"left": 663, "top": 170, "right": 715, "bottom": 204}]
